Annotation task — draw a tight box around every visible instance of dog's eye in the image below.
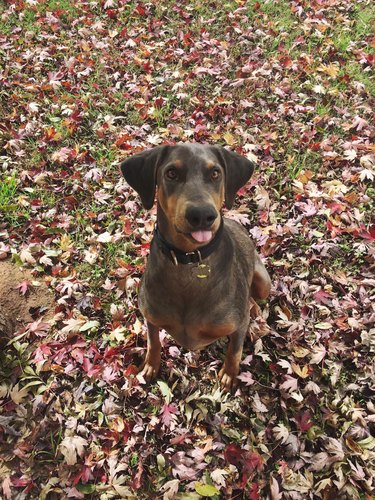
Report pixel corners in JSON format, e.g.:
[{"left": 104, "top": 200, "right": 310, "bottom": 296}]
[
  {"left": 165, "top": 167, "right": 178, "bottom": 180},
  {"left": 211, "top": 168, "right": 221, "bottom": 180}
]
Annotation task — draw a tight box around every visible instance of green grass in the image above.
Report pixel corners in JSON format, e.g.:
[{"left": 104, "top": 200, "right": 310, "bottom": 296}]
[
  {"left": 0, "top": 175, "right": 18, "bottom": 211},
  {"left": 333, "top": 30, "right": 353, "bottom": 53},
  {"left": 246, "top": 0, "right": 303, "bottom": 53},
  {"left": 330, "top": 5, "right": 375, "bottom": 61},
  {"left": 344, "top": 62, "right": 375, "bottom": 95},
  {"left": 353, "top": 5, "right": 375, "bottom": 41}
]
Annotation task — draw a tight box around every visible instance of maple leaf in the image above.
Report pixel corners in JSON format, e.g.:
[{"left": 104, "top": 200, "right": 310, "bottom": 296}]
[
  {"left": 251, "top": 393, "right": 268, "bottom": 413},
  {"left": 273, "top": 424, "right": 289, "bottom": 444},
  {"left": 324, "top": 437, "right": 345, "bottom": 461},
  {"left": 317, "top": 63, "right": 339, "bottom": 78},
  {"left": 51, "top": 147, "right": 75, "bottom": 164},
  {"left": 84, "top": 249, "right": 98, "bottom": 264},
  {"left": 360, "top": 154, "right": 375, "bottom": 169},
  {"left": 313, "top": 84, "right": 325, "bottom": 94},
  {"left": 291, "top": 363, "right": 310, "bottom": 379},
  {"left": 280, "top": 375, "right": 298, "bottom": 392},
  {"left": 254, "top": 186, "right": 271, "bottom": 210},
  {"left": 15, "top": 279, "right": 32, "bottom": 296},
  {"left": 210, "top": 468, "right": 228, "bottom": 487},
  {"left": 223, "top": 132, "right": 237, "bottom": 146},
  {"left": 277, "top": 359, "right": 293, "bottom": 373},
  {"left": 39, "top": 255, "right": 53, "bottom": 266},
  {"left": 309, "top": 452, "right": 331, "bottom": 472},
  {"left": 348, "top": 459, "right": 365, "bottom": 481},
  {"left": 10, "top": 384, "right": 29, "bottom": 404},
  {"left": 19, "top": 248, "right": 36, "bottom": 264},
  {"left": 237, "top": 371, "right": 255, "bottom": 386},
  {"left": 60, "top": 317, "right": 86, "bottom": 334},
  {"left": 225, "top": 209, "right": 251, "bottom": 225},
  {"left": 241, "top": 354, "right": 254, "bottom": 366},
  {"left": 313, "top": 289, "right": 332, "bottom": 305},
  {"left": 94, "top": 190, "right": 112, "bottom": 204},
  {"left": 97, "top": 231, "right": 114, "bottom": 243},
  {"left": 160, "top": 403, "right": 179, "bottom": 428},
  {"left": 344, "top": 149, "right": 357, "bottom": 161},
  {"left": 28, "top": 102, "right": 39, "bottom": 113},
  {"left": 351, "top": 116, "right": 368, "bottom": 131},
  {"left": 84, "top": 168, "right": 103, "bottom": 182},
  {"left": 27, "top": 319, "right": 50, "bottom": 337},
  {"left": 224, "top": 443, "right": 243, "bottom": 467},
  {"left": 160, "top": 479, "right": 179, "bottom": 499},
  {"left": 310, "top": 344, "right": 326, "bottom": 364},
  {"left": 304, "top": 381, "right": 321, "bottom": 394},
  {"left": 243, "top": 452, "right": 263, "bottom": 474},
  {"left": 172, "top": 462, "right": 204, "bottom": 481},
  {"left": 295, "top": 411, "right": 313, "bottom": 432},
  {"left": 359, "top": 168, "right": 374, "bottom": 182},
  {"left": 59, "top": 436, "right": 88, "bottom": 465}
]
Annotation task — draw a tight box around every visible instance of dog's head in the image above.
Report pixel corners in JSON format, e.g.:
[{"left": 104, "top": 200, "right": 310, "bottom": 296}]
[{"left": 120, "top": 144, "right": 254, "bottom": 248}]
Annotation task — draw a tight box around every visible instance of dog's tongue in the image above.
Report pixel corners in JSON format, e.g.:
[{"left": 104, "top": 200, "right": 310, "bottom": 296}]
[{"left": 191, "top": 230, "right": 212, "bottom": 243}]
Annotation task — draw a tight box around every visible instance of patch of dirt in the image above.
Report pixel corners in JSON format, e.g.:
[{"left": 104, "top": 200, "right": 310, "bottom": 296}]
[{"left": 0, "top": 260, "right": 54, "bottom": 340}]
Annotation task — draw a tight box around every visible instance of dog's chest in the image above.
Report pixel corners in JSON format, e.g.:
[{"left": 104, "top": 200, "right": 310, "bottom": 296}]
[
  {"left": 140, "top": 263, "right": 230, "bottom": 320},
  {"left": 138, "top": 262, "right": 247, "bottom": 350}
]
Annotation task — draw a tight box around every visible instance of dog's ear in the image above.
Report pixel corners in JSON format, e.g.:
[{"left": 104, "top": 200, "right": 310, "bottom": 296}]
[
  {"left": 120, "top": 146, "right": 170, "bottom": 209},
  {"left": 212, "top": 146, "right": 255, "bottom": 209}
]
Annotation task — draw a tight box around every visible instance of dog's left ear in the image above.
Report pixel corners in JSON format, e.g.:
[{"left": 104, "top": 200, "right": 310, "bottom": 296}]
[
  {"left": 212, "top": 146, "right": 255, "bottom": 209},
  {"left": 120, "top": 146, "right": 170, "bottom": 209}
]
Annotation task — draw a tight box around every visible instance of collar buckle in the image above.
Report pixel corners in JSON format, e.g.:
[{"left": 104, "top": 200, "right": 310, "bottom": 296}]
[{"left": 186, "top": 249, "right": 202, "bottom": 264}]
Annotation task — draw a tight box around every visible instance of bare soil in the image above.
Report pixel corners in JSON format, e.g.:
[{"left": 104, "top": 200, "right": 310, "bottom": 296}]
[{"left": 0, "top": 260, "right": 54, "bottom": 340}]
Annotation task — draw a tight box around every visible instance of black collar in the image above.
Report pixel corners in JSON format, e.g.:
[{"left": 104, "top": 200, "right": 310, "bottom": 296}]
[{"left": 153, "top": 219, "right": 224, "bottom": 265}]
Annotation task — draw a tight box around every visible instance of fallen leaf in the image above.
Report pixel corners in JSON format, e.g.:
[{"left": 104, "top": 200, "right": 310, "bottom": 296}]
[{"left": 59, "top": 436, "right": 88, "bottom": 465}]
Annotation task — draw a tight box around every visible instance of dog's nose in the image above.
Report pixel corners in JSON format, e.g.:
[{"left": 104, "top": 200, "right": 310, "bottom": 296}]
[{"left": 185, "top": 205, "right": 217, "bottom": 228}]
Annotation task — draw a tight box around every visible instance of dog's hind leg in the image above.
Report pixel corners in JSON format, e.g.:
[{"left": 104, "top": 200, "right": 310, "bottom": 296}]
[{"left": 251, "top": 252, "right": 271, "bottom": 301}]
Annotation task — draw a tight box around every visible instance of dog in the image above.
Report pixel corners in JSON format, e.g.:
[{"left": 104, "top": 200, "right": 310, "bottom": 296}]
[{"left": 120, "top": 143, "right": 271, "bottom": 390}]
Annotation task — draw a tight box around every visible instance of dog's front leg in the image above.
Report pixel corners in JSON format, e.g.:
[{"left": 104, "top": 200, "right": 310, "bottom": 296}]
[
  {"left": 139, "top": 321, "right": 161, "bottom": 382},
  {"left": 219, "top": 325, "right": 248, "bottom": 391}
]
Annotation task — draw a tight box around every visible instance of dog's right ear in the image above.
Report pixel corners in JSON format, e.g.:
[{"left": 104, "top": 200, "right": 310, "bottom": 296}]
[{"left": 120, "top": 146, "right": 170, "bottom": 210}]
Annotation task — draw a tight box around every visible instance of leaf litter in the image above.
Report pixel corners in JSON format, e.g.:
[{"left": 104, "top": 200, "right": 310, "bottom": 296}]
[{"left": 0, "top": 0, "right": 374, "bottom": 498}]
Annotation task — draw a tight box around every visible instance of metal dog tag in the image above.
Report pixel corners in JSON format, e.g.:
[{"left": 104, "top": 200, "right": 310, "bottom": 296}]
[{"left": 194, "top": 263, "right": 211, "bottom": 279}]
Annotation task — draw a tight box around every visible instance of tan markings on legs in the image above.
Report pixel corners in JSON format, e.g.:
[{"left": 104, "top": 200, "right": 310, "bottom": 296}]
[
  {"left": 139, "top": 322, "right": 161, "bottom": 382},
  {"left": 218, "top": 326, "right": 247, "bottom": 391}
]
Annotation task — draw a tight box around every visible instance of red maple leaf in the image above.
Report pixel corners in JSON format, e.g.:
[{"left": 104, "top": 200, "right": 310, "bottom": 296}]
[
  {"left": 225, "top": 445, "right": 263, "bottom": 488},
  {"left": 249, "top": 482, "right": 260, "bottom": 500},
  {"left": 224, "top": 443, "right": 243, "bottom": 467},
  {"left": 313, "top": 289, "right": 332, "bottom": 305},
  {"left": 295, "top": 411, "right": 313, "bottom": 432}
]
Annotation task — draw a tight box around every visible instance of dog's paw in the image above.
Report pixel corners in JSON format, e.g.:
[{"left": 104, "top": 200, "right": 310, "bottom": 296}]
[
  {"left": 218, "top": 366, "right": 239, "bottom": 391},
  {"left": 139, "top": 357, "right": 160, "bottom": 382}
]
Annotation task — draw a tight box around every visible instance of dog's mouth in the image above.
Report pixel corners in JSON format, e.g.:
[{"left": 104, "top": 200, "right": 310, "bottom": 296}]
[
  {"left": 175, "top": 225, "right": 215, "bottom": 245},
  {"left": 190, "top": 230, "right": 213, "bottom": 244}
]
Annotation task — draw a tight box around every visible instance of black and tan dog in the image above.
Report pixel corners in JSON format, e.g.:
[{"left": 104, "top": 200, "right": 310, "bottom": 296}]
[{"left": 121, "top": 144, "right": 271, "bottom": 390}]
